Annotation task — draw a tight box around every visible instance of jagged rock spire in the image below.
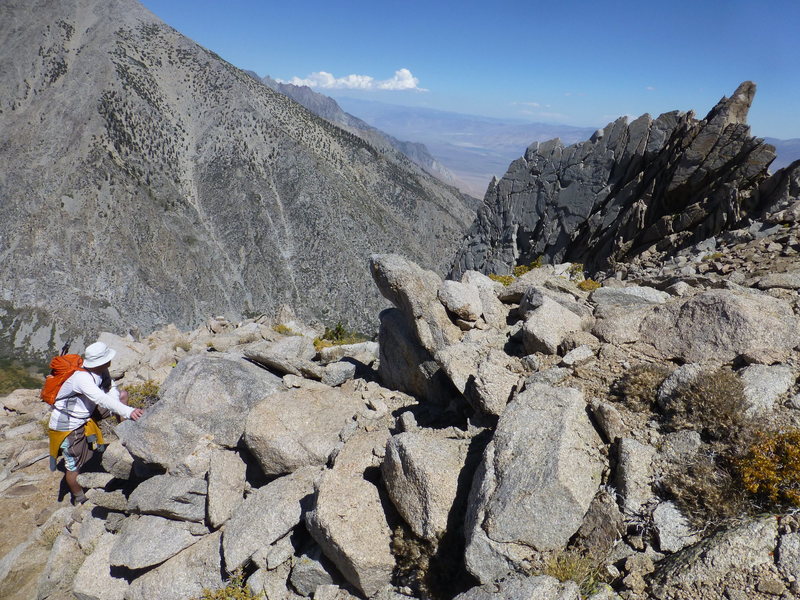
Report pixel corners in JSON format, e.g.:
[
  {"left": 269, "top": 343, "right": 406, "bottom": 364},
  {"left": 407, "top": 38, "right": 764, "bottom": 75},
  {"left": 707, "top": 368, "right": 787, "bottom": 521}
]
[{"left": 450, "top": 82, "right": 788, "bottom": 276}]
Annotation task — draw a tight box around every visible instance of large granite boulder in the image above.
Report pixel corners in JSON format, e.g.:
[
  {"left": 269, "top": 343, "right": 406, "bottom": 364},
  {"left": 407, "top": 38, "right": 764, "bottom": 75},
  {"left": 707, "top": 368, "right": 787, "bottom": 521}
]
[
  {"left": 453, "top": 574, "right": 580, "bottom": 600},
  {"left": 438, "top": 279, "right": 483, "bottom": 322},
  {"left": 382, "top": 431, "right": 470, "bottom": 541},
  {"left": 244, "top": 388, "right": 363, "bottom": 476},
  {"left": 244, "top": 336, "right": 324, "bottom": 379},
  {"left": 72, "top": 532, "right": 129, "bottom": 600},
  {"left": 97, "top": 331, "right": 147, "bottom": 379},
  {"left": 435, "top": 342, "right": 519, "bottom": 415},
  {"left": 648, "top": 517, "right": 778, "bottom": 599},
  {"left": 36, "top": 530, "right": 85, "bottom": 600},
  {"left": 461, "top": 270, "right": 508, "bottom": 327},
  {"left": 615, "top": 438, "right": 656, "bottom": 517},
  {"left": 223, "top": 466, "right": 319, "bottom": 571},
  {"left": 377, "top": 308, "right": 460, "bottom": 404},
  {"left": 305, "top": 469, "right": 394, "bottom": 598},
  {"left": 124, "top": 532, "right": 223, "bottom": 600},
  {"left": 207, "top": 448, "right": 248, "bottom": 528},
  {"left": 117, "top": 353, "right": 282, "bottom": 471},
  {"left": 127, "top": 475, "right": 207, "bottom": 522},
  {"left": 522, "top": 297, "right": 592, "bottom": 355},
  {"left": 109, "top": 515, "right": 200, "bottom": 570},
  {"left": 464, "top": 384, "right": 604, "bottom": 583},
  {"left": 370, "top": 254, "right": 461, "bottom": 354},
  {"left": 639, "top": 289, "right": 800, "bottom": 363}
]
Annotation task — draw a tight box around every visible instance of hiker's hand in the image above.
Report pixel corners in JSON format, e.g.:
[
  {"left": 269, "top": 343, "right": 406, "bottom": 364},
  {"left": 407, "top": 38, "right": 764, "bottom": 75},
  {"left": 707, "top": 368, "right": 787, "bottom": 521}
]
[{"left": 130, "top": 408, "right": 144, "bottom": 421}]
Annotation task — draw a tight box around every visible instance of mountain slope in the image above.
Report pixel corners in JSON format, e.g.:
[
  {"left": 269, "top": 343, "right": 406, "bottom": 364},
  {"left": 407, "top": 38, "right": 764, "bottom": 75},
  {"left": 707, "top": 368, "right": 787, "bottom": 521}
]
[
  {"left": 0, "top": 0, "right": 472, "bottom": 357},
  {"left": 260, "top": 75, "right": 462, "bottom": 192}
]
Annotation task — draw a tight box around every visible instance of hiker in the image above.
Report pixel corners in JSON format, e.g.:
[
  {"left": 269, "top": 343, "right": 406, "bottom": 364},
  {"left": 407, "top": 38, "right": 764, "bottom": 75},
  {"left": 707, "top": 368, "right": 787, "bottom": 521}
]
[{"left": 47, "top": 341, "right": 143, "bottom": 504}]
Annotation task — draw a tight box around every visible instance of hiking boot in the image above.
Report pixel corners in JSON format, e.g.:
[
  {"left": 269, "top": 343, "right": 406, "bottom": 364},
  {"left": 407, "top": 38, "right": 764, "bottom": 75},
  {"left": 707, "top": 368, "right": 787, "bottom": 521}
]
[{"left": 71, "top": 492, "right": 88, "bottom": 505}]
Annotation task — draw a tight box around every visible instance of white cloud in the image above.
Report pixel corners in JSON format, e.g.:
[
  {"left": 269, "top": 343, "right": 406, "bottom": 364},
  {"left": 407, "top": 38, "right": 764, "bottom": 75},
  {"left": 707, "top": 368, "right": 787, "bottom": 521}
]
[
  {"left": 278, "top": 68, "right": 427, "bottom": 92},
  {"left": 645, "top": 86, "right": 656, "bottom": 91}
]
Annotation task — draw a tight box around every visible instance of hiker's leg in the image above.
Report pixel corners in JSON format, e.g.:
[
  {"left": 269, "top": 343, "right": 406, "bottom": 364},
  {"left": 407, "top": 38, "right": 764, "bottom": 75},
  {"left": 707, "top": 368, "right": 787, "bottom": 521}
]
[
  {"left": 61, "top": 428, "right": 89, "bottom": 503},
  {"left": 119, "top": 389, "right": 129, "bottom": 405},
  {"left": 64, "top": 469, "right": 82, "bottom": 496}
]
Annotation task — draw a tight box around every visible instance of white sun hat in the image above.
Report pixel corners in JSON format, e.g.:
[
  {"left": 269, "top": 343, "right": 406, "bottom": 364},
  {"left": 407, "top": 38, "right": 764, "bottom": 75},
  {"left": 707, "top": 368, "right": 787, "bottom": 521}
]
[{"left": 83, "top": 341, "right": 117, "bottom": 368}]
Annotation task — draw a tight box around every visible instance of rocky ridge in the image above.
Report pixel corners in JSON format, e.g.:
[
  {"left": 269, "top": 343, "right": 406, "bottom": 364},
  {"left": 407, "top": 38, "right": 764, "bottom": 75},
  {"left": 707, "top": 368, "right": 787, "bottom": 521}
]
[
  {"left": 451, "top": 81, "right": 800, "bottom": 278},
  {"left": 0, "top": 0, "right": 471, "bottom": 359},
  {"left": 3, "top": 195, "right": 800, "bottom": 599}
]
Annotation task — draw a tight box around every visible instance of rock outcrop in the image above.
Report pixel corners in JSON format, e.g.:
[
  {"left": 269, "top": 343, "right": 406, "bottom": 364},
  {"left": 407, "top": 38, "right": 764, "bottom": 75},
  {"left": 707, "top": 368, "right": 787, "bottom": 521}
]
[{"left": 451, "top": 82, "right": 799, "bottom": 276}]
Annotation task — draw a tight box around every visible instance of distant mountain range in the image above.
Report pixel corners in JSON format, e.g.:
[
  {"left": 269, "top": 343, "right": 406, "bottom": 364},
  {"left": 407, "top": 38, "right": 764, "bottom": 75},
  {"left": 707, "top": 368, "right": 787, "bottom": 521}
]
[
  {"left": 333, "top": 98, "right": 800, "bottom": 198},
  {"left": 765, "top": 138, "right": 800, "bottom": 171},
  {"left": 334, "top": 98, "right": 598, "bottom": 198}
]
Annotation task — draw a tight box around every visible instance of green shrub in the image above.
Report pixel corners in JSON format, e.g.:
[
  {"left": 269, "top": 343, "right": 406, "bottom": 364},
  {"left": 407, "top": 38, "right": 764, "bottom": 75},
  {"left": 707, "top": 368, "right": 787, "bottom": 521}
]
[
  {"left": 272, "top": 323, "right": 297, "bottom": 336},
  {"left": 737, "top": 430, "right": 800, "bottom": 508},
  {"left": 191, "top": 571, "right": 262, "bottom": 600},
  {"left": 567, "top": 263, "right": 585, "bottom": 277},
  {"left": 313, "top": 322, "right": 368, "bottom": 352},
  {"left": 702, "top": 251, "right": 724, "bottom": 262},
  {"left": 512, "top": 264, "right": 531, "bottom": 277},
  {"left": 488, "top": 273, "right": 514, "bottom": 286},
  {"left": 614, "top": 363, "right": 671, "bottom": 412},
  {"left": 577, "top": 279, "right": 601, "bottom": 291},
  {"left": 124, "top": 380, "right": 160, "bottom": 409}
]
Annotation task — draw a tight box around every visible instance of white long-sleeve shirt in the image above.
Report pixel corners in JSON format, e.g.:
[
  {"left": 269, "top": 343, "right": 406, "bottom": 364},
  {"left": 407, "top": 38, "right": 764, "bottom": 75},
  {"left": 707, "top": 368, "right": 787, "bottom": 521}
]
[{"left": 48, "top": 370, "right": 135, "bottom": 431}]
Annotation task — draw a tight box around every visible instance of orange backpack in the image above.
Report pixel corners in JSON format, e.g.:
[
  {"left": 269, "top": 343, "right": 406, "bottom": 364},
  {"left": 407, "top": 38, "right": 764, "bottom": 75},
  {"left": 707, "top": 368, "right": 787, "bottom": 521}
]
[{"left": 40, "top": 354, "right": 86, "bottom": 405}]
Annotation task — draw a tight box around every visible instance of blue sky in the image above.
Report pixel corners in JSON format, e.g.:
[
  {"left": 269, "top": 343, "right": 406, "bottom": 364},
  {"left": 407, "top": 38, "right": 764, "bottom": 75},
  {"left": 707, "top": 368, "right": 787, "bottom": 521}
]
[{"left": 140, "top": 0, "right": 800, "bottom": 138}]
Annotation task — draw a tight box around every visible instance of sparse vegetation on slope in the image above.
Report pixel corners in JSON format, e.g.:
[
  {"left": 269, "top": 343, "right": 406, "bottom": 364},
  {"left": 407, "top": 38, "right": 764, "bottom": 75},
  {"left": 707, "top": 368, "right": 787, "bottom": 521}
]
[
  {"left": 313, "top": 322, "right": 369, "bottom": 351},
  {"left": 0, "top": 358, "right": 43, "bottom": 395}
]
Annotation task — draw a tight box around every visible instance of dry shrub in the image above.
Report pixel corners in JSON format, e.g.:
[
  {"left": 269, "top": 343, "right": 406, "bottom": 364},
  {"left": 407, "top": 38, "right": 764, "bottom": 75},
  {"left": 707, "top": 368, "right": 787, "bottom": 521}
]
[
  {"left": 535, "top": 548, "right": 610, "bottom": 598},
  {"left": 392, "top": 525, "right": 434, "bottom": 596},
  {"left": 659, "top": 453, "right": 749, "bottom": 529},
  {"left": 737, "top": 430, "right": 800, "bottom": 508},
  {"left": 614, "top": 363, "right": 671, "bottom": 412},
  {"left": 663, "top": 369, "right": 750, "bottom": 443},
  {"left": 654, "top": 369, "right": 800, "bottom": 527}
]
